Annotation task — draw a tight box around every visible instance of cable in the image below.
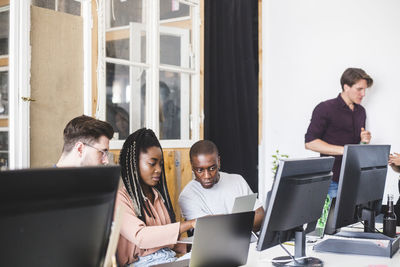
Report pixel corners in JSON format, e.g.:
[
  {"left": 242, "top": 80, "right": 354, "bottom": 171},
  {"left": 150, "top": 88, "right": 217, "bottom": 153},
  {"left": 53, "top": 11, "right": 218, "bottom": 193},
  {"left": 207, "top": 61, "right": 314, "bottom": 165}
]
[
  {"left": 359, "top": 221, "right": 382, "bottom": 234},
  {"left": 274, "top": 233, "right": 301, "bottom": 265}
]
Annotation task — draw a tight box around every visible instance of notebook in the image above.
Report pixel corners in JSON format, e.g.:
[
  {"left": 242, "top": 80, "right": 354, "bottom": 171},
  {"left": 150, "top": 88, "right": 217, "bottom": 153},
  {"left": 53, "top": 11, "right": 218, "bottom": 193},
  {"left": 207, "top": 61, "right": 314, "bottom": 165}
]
[
  {"left": 178, "top": 193, "right": 258, "bottom": 244},
  {"left": 154, "top": 211, "right": 255, "bottom": 267},
  {"left": 231, "top": 193, "right": 258, "bottom": 213}
]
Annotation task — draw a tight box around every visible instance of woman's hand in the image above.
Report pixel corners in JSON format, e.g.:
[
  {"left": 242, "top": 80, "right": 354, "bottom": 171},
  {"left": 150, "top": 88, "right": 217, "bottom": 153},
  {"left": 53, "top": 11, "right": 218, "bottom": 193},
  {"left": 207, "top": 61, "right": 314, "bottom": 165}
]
[{"left": 179, "top": 219, "right": 196, "bottom": 234}]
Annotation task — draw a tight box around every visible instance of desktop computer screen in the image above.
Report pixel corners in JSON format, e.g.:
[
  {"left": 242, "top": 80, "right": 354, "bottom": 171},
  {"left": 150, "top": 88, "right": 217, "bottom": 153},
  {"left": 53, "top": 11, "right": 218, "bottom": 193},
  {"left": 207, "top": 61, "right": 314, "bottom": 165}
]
[
  {"left": 328, "top": 144, "right": 390, "bottom": 233},
  {"left": 314, "top": 144, "right": 399, "bottom": 257},
  {"left": 256, "top": 157, "right": 334, "bottom": 266},
  {"left": 0, "top": 166, "right": 120, "bottom": 267}
]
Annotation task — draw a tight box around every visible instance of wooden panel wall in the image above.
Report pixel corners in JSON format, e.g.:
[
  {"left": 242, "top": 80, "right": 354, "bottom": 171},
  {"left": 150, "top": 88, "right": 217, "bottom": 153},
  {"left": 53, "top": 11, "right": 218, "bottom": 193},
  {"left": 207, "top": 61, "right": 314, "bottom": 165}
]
[
  {"left": 162, "top": 148, "right": 192, "bottom": 222},
  {"left": 0, "top": 57, "right": 7, "bottom": 66},
  {"left": 0, "top": 0, "right": 9, "bottom": 7}
]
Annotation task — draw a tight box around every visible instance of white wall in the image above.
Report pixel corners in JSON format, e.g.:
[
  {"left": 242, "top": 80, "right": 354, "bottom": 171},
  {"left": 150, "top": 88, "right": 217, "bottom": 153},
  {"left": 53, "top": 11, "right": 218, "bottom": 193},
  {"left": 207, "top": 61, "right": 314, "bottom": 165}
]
[{"left": 259, "top": 0, "right": 400, "bottom": 203}]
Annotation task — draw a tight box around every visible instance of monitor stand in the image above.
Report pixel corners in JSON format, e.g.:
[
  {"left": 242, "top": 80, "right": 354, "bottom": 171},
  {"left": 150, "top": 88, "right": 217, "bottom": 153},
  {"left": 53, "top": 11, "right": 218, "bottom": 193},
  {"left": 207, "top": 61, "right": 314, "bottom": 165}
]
[
  {"left": 272, "top": 230, "right": 323, "bottom": 267},
  {"left": 361, "top": 207, "right": 376, "bottom": 232}
]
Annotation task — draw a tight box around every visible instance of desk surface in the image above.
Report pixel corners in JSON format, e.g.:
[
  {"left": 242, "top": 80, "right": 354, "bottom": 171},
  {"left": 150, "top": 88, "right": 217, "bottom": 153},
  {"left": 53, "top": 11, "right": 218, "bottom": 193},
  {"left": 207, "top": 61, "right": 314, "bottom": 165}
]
[
  {"left": 243, "top": 225, "right": 400, "bottom": 267},
  {"left": 244, "top": 241, "right": 400, "bottom": 267}
]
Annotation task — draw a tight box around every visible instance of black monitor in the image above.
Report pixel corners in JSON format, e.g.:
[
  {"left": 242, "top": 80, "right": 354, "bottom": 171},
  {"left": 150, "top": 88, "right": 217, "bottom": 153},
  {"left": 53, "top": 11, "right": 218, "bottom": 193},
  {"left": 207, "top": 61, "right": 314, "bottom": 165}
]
[
  {"left": 256, "top": 157, "right": 334, "bottom": 266},
  {"left": 313, "top": 145, "right": 399, "bottom": 257},
  {"left": 327, "top": 144, "right": 390, "bottom": 233},
  {"left": 0, "top": 166, "right": 120, "bottom": 267}
]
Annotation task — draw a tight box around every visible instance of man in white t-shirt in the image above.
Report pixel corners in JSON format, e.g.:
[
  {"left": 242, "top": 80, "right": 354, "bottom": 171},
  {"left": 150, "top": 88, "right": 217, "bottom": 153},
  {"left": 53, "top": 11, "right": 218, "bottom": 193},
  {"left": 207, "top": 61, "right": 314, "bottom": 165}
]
[{"left": 178, "top": 140, "right": 265, "bottom": 231}]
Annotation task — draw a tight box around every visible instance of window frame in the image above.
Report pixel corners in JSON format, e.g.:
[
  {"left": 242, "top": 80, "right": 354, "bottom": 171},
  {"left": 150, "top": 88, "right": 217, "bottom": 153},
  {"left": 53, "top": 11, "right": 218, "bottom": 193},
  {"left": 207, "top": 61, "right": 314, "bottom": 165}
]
[
  {"left": 0, "top": 66, "right": 8, "bottom": 119},
  {"left": 97, "top": 0, "right": 201, "bottom": 149}
]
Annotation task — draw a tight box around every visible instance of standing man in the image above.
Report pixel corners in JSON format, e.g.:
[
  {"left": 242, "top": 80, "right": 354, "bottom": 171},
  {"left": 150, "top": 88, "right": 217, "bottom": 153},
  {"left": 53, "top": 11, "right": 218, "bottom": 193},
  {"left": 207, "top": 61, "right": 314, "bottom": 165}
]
[
  {"left": 305, "top": 68, "right": 373, "bottom": 198},
  {"left": 56, "top": 115, "right": 114, "bottom": 167},
  {"left": 178, "top": 140, "right": 265, "bottom": 231}
]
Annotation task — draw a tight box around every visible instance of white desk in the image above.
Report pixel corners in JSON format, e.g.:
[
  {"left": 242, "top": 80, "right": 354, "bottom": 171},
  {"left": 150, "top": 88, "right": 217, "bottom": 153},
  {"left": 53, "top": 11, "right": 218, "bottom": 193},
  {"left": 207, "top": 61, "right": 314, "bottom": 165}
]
[
  {"left": 243, "top": 241, "right": 400, "bottom": 267},
  {"left": 178, "top": 224, "right": 400, "bottom": 266},
  {"left": 243, "top": 224, "right": 400, "bottom": 267}
]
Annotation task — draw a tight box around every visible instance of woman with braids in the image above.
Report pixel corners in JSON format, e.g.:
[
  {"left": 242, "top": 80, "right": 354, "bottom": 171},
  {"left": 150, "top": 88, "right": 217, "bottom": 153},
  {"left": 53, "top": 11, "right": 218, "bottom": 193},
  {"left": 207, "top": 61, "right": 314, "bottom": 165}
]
[{"left": 116, "top": 128, "right": 196, "bottom": 266}]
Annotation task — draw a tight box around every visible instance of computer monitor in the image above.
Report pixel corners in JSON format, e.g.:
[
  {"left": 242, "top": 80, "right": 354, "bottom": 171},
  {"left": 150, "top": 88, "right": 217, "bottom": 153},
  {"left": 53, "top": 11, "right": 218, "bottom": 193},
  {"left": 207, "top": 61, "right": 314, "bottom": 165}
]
[
  {"left": 327, "top": 144, "right": 390, "bottom": 233},
  {"left": 313, "top": 145, "right": 399, "bottom": 257},
  {"left": 0, "top": 166, "right": 120, "bottom": 267},
  {"left": 256, "top": 157, "right": 334, "bottom": 266}
]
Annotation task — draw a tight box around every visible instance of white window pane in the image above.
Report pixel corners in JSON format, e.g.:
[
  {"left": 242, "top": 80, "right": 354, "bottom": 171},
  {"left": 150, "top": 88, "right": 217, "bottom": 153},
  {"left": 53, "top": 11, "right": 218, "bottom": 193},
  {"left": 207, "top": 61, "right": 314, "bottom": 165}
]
[
  {"left": 106, "top": 25, "right": 146, "bottom": 63},
  {"left": 160, "top": 28, "right": 190, "bottom": 68},
  {"left": 0, "top": 10, "right": 9, "bottom": 55},
  {"left": 0, "top": 70, "right": 8, "bottom": 116},
  {"left": 106, "top": 63, "right": 146, "bottom": 140},
  {"left": 106, "top": 38, "right": 129, "bottom": 60},
  {"left": 160, "top": 1, "right": 192, "bottom": 68},
  {"left": 160, "top": 34, "right": 181, "bottom": 66},
  {"left": 160, "top": 1, "right": 190, "bottom": 20},
  {"left": 32, "top": 0, "right": 56, "bottom": 10},
  {"left": 0, "top": 152, "right": 8, "bottom": 170},
  {"left": 0, "top": 131, "right": 7, "bottom": 151},
  {"left": 159, "top": 71, "right": 190, "bottom": 140},
  {"left": 103, "top": 0, "right": 200, "bottom": 147},
  {"left": 106, "top": 63, "right": 130, "bottom": 140},
  {"left": 58, "top": 0, "right": 81, "bottom": 16},
  {"left": 138, "top": 29, "right": 147, "bottom": 63},
  {"left": 32, "top": 0, "right": 81, "bottom": 16},
  {"left": 109, "top": 0, "right": 143, "bottom": 28},
  {"left": 0, "top": 130, "right": 7, "bottom": 170}
]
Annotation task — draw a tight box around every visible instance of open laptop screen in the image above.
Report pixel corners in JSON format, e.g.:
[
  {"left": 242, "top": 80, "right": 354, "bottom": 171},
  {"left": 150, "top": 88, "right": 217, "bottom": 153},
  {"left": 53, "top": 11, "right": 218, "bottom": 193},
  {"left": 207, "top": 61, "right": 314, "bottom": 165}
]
[
  {"left": 231, "top": 193, "right": 257, "bottom": 213},
  {"left": 190, "top": 211, "right": 255, "bottom": 266}
]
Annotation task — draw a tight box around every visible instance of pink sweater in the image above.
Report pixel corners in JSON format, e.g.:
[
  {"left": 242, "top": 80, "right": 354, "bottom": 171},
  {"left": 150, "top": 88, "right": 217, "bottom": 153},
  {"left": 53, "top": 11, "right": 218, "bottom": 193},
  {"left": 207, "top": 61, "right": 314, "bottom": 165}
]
[{"left": 116, "top": 187, "right": 184, "bottom": 266}]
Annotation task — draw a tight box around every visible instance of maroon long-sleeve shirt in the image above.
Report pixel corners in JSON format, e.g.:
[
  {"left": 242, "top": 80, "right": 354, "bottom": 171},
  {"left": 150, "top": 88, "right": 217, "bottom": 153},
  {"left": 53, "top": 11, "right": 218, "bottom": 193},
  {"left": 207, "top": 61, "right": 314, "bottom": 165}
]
[{"left": 305, "top": 94, "right": 366, "bottom": 182}]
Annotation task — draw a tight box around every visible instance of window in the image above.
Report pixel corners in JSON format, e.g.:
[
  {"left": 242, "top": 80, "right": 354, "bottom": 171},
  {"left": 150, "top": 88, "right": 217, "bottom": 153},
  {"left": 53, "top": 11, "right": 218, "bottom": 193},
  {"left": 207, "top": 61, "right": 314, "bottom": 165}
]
[
  {"left": 99, "top": 0, "right": 201, "bottom": 149},
  {"left": 0, "top": 68, "right": 8, "bottom": 117},
  {"left": 32, "top": 0, "right": 81, "bottom": 16},
  {"left": 0, "top": 128, "right": 7, "bottom": 170},
  {"left": 0, "top": 3, "right": 9, "bottom": 169},
  {"left": 0, "top": 6, "right": 9, "bottom": 56}
]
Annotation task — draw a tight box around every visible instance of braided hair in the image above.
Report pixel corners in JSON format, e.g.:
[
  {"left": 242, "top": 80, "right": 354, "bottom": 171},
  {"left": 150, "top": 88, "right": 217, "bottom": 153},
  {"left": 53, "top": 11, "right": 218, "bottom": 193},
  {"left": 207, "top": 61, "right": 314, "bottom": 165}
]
[{"left": 119, "top": 128, "right": 176, "bottom": 223}]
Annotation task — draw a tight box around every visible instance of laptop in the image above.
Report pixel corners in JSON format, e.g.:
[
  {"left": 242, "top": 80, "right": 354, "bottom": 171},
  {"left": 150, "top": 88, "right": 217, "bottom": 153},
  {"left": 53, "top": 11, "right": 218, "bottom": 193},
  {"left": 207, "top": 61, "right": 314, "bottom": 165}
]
[
  {"left": 308, "top": 194, "right": 333, "bottom": 238},
  {"left": 231, "top": 193, "right": 258, "bottom": 213},
  {"left": 150, "top": 259, "right": 190, "bottom": 267},
  {"left": 178, "top": 194, "right": 257, "bottom": 244},
  {"left": 154, "top": 211, "right": 255, "bottom": 267}
]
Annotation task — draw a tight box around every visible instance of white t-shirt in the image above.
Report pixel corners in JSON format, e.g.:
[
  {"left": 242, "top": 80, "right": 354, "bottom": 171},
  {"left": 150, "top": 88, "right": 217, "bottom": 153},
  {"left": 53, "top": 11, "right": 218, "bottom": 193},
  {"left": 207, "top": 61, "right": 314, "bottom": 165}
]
[{"left": 178, "top": 171, "right": 263, "bottom": 220}]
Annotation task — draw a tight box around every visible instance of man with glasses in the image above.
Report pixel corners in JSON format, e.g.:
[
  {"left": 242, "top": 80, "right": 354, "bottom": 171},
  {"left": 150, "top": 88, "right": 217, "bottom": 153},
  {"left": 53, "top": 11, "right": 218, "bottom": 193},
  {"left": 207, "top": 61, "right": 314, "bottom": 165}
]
[
  {"left": 56, "top": 115, "right": 114, "bottom": 167},
  {"left": 178, "top": 140, "right": 265, "bottom": 231}
]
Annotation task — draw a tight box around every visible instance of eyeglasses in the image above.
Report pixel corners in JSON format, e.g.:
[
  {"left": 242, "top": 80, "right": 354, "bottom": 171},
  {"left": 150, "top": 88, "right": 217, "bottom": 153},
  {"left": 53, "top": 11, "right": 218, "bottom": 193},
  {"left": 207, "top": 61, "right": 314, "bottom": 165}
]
[{"left": 83, "top": 142, "right": 110, "bottom": 160}]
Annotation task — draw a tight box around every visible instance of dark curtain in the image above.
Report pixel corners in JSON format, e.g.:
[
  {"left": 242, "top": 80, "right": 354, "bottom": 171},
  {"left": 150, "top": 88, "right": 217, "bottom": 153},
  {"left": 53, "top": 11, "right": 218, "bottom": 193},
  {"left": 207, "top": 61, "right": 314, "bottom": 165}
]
[{"left": 204, "top": 0, "right": 259, "bottom": 192}]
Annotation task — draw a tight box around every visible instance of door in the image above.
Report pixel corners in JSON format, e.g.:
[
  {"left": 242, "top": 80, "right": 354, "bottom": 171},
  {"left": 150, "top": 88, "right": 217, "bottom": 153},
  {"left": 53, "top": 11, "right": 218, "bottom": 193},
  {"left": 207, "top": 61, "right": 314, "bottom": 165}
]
[{"left": 29, "top": 5, "right": 84, "bottom": 167}]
